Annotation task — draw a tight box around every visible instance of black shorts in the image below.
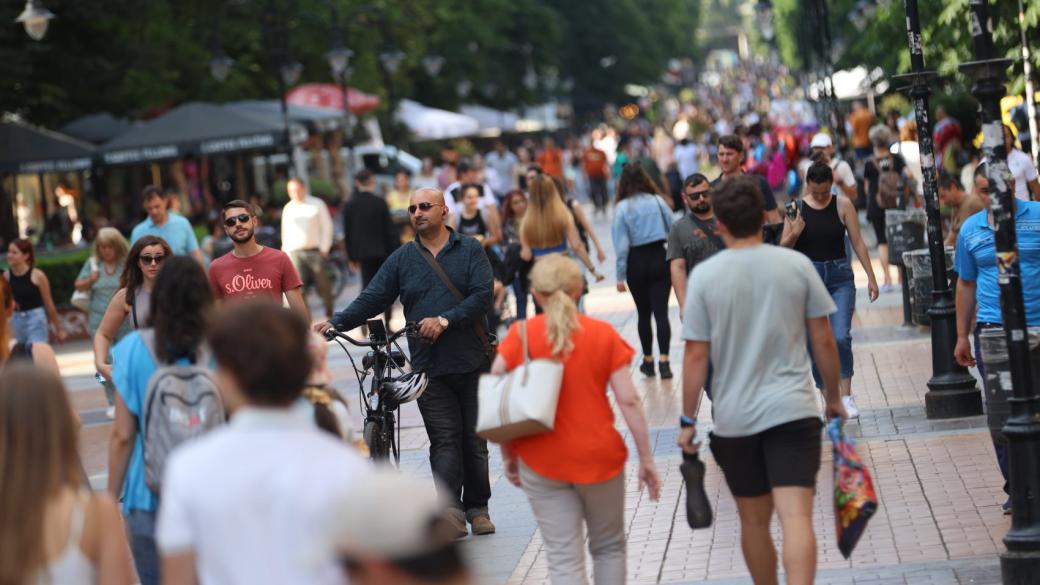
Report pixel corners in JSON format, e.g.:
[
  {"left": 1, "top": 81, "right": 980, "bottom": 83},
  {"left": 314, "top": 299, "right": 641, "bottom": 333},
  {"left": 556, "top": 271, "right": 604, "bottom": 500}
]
[
  {"left": 709, "top": 417, "right": 823, "bottom": 498},
  {"left": 869, "top": 215, "right": 887, "bottom": 245}
]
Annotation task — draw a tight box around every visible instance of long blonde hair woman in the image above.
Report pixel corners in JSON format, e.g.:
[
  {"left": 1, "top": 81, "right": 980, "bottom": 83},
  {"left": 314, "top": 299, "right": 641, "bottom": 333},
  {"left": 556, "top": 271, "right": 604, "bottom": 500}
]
[
  {"left": 0, "top": 363, "right": 133, "bottom": 585},
  {"left": 519, "top": 175, "right": 603, "bottom": 282},
  {"left": 491, "top": 255, "right": 659, "bottom": 584}
]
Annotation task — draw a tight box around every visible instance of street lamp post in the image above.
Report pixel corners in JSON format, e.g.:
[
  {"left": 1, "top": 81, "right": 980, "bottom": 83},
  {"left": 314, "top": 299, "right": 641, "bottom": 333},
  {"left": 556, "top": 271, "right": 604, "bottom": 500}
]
[
  {"left": 893, "top": 0, "right": 982, "bottom": 419},
  {"left": 14, "top": 0, "right": 54, "bottom": 41},
  {"left": 960, "top": 1, "right": 1040, "bottom": 582}
]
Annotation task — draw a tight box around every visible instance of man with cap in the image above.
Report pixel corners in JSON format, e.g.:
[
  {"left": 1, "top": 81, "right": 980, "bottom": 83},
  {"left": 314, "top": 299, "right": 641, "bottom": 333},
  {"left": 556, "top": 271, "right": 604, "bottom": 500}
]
[
  {"left": 444, "top": 160, "right": 502, "bottom": 233},
  {"left": 332, "top": 468, "right": 474, "bottom": 585},
  {"left": 801, "top": 133, "right": 857, "bottom": 202}
]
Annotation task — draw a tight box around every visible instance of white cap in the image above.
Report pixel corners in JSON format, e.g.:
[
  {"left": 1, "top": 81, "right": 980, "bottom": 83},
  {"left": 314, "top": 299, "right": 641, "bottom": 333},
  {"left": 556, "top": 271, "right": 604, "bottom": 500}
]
[
  {"left": 810, "top": 133, "right": 833, "bottom": 148},
  {"left": 330, "top": 466, "right": 457, "bottom": 560}
]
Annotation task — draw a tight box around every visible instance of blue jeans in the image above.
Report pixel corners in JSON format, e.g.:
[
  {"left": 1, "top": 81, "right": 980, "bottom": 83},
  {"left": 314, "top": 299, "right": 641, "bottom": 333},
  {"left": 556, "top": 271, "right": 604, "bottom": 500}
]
[
  {"left": 808, "top": 260, "right": 856, "bottom": 385},
  {"left": 11, "top": 306, "right": 48, "bottom": 344},
  {"left": 126, "top": 509, "right": 159, "bottom": 585}
]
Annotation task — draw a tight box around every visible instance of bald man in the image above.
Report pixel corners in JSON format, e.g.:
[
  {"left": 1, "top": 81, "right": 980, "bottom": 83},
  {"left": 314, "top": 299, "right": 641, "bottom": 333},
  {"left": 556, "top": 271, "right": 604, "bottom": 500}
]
[{"left": 316, "top": 187, "right": 497, "bottom": 538}]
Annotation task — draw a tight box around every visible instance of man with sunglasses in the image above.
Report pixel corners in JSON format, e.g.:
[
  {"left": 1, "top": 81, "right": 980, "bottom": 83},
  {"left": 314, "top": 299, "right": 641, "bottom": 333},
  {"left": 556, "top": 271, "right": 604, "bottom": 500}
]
[
  {"left": 316, "top": 187, "right": 496, "bottom": 539},
  {"left": 668, "top": 173, "right": 724, "bottom": 322},
  {"left": 208, "top": 200, "right": 308, "bottom": 321}
]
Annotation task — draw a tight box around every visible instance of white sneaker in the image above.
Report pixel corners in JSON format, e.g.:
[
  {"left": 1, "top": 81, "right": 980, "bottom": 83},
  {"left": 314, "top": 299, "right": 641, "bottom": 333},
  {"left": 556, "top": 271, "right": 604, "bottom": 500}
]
[
  {"left": 105, "top": 406, "right": 116, "bottom": 419},
  {"left": 842, "top": 396, "right": 860, "bottom": 419}
]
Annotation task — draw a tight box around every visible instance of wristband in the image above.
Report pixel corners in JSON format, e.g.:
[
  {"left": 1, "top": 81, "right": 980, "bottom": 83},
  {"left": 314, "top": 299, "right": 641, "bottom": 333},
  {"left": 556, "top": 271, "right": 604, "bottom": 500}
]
[{"left": 679, "top": 415, "right": 696, "bottom": 428}]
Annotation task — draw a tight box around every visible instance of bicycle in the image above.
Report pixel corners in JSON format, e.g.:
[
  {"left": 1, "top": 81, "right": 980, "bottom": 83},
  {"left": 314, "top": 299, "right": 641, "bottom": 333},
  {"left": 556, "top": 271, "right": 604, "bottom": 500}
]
[{"left": 324, "top": 319, "right": 427, "bottom": 464}]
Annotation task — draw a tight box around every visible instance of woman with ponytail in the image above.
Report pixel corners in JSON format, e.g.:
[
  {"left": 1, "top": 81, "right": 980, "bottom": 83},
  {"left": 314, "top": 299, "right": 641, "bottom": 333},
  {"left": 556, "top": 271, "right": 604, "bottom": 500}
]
[{"left": 490, "top": 254, "right": 660, "bottom": 584}]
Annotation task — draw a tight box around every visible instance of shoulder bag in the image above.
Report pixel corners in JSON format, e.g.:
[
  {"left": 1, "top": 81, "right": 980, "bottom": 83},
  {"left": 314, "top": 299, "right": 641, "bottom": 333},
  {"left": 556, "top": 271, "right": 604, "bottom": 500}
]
[
  {"left": 413, "top": 242, "right": 497, "bottom": 363},
  {"left": 70, "top": 257, "right": 96, "bottom": 313},
  {"left": 476, "top": 320, "right": 564, "bottom": 443}
]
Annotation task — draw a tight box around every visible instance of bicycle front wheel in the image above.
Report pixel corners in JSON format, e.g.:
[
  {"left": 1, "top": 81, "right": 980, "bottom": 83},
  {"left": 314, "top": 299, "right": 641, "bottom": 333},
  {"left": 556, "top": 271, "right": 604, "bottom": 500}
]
[{"left": 363, "top": 419, "right": 390, "bottom": 461}]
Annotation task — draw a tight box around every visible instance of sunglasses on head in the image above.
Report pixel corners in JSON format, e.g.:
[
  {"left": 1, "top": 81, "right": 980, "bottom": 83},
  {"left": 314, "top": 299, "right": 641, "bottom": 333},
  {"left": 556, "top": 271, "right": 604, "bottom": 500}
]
[
  {"left": 408, "top": 202, "right": 442, "bottom": 215},
  {"left": 224, "top": 214, "right": 251, "bottom": 228},
  {"left": 139, "top": 254, "right": 165, "bottom": 265}
]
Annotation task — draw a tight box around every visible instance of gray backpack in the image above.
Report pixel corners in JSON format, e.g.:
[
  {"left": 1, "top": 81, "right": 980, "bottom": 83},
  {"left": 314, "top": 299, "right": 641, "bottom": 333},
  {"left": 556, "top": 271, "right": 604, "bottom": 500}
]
[{"left": 138, "top": 330, "right": 226, "bottom": 492}]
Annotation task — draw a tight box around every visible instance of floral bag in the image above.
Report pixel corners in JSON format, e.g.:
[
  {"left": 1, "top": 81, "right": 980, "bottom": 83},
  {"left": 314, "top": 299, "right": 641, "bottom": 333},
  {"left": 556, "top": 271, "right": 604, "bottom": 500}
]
[{"left": 828, "top": 418, "right": 878, "bottom": 558}]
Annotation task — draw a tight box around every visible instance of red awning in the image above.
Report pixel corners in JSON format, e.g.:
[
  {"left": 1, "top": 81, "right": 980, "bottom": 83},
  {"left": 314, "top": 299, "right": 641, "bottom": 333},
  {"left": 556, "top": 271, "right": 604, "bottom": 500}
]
[{"left": 285, "top": 84, "right": 380, "bottom": 115}]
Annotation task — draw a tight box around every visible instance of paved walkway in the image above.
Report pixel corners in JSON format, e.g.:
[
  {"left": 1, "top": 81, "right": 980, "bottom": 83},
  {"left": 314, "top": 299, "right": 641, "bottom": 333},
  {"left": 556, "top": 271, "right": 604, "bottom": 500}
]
[{"left": 58, "top": 208, "right": 1007, "bottom": 584}]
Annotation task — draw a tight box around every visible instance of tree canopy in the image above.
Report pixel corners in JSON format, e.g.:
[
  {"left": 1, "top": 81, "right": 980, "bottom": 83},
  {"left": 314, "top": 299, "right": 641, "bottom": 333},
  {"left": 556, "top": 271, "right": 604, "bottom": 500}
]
[{"left": 1, "top": 0, "right": 701, "bottom": 131}]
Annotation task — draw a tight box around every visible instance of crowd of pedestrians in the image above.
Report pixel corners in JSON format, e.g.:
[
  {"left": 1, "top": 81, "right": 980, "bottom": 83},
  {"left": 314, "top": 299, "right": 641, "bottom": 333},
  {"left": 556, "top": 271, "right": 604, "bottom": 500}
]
[{"left": 4, "top": 61, "right": 1040, "bottom": 584}]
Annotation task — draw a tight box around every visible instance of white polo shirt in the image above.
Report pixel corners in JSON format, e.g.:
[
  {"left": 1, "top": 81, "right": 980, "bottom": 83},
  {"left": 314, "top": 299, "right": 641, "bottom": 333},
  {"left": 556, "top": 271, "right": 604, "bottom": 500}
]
[
  {"left": 1009, "top": 149, "right": 1039, "bottom": 201},
  {"left": 157, "top": 407, "right": 369, "bottom": 585}
]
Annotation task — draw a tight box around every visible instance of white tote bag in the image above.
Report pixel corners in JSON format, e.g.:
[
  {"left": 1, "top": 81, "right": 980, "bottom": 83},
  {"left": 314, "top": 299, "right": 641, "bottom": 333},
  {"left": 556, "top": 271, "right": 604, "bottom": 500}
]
[
  {"left": 476, "top": 321, "right": 564, "bottom": 443},
  {"left": 70, "top": 256, "right": 96, "bottom": 313}
]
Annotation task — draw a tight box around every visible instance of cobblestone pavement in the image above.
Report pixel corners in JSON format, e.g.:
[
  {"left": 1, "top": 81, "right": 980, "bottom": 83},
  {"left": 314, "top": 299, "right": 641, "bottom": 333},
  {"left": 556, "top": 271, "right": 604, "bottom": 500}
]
[{"left": 60, "top": 208, "right": 1006, "bottom": 584}]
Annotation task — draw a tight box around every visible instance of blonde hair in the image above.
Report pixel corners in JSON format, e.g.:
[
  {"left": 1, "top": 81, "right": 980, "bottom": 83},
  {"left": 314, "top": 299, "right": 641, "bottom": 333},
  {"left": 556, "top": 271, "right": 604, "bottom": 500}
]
[
  {"left": 529, "top": 255, "right": 583, "bottom": 356},
  {"left": 521, "top": 175, "right": 573, "bottom": 249},
  {"left": 0, "top": 363, "right": 81, "bottom": 584},
  {"left": 92, "top": 227, "right": 130, "bottom": 264}
]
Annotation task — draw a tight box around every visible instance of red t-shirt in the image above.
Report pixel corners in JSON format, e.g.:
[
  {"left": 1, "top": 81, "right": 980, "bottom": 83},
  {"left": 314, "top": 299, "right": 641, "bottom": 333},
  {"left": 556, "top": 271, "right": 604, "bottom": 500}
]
[
  {"left": 498, "top": 315, "right": 634, "bottom": 483},
  {"left": 582, "top": 148, "right": 609, "bottom": 178},
  {"left": 537, "top": 147, "right": 564, "bottom": 179},
  {"left": 208, "top": 247, "right": 302, "bottom": 302}
]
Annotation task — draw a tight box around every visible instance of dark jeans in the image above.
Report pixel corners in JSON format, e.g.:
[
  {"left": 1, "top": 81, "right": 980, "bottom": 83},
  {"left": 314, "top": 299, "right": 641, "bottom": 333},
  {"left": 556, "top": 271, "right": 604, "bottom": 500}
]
[
  {"left": 588, "top": 176, "right": 609, "bottom": 211},
  {"left": 973, "top": 325, "right": 1011, "bottom": 495},
  {"left": 417, "top": 370, "right": 492, "bottom": 516},
  {"left": 126, "top": 509, "right": 159, "bottom": 585},
  {"left": 626, "top": 241, "right": 671, "bottom": 358},
  {"left": 359, "top": 257, "right": 392, "bottom": 324}
]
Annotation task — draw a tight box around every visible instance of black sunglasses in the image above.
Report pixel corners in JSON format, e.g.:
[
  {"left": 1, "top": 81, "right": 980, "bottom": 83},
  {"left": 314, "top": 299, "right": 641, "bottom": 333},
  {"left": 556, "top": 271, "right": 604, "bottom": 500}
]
[
  {"left": 408, "top": 202, "right": 442, "bottom": 215},
  {"left": 686, "top": 190, "right": 710, "bottom": 200},
  {"left": 139, "top": 254, "right": 165, "bottom": 265},
  {"left": 224, "top": 214, "right": 251, "bottom": 228}
]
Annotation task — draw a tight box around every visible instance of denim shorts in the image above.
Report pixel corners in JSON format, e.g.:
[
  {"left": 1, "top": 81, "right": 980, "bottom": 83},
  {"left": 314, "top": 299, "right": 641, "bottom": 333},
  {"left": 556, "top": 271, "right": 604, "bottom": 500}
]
[{"left": 11, "top": 306, "right": 49, "bottom": 344}]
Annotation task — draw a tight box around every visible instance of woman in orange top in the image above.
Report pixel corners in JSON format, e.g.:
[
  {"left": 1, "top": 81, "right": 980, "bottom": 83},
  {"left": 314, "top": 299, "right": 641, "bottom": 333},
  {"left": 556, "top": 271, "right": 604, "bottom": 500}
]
[{"left": 492, "top": 254, "right": 660, "bottom": 585}]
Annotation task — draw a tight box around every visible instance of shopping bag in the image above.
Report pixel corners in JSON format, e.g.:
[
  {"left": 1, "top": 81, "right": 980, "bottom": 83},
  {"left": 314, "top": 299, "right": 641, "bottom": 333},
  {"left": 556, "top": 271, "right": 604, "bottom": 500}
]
[{"left": 828, "top": 418, "right": 878, "bottom": 558}]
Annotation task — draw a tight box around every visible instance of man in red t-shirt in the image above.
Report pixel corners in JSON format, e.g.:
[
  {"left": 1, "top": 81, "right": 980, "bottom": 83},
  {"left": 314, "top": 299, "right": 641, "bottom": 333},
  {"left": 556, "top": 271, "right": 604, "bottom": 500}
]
[
  {"left": 537, "top": 136, "right": 564, "bottom": 179},
  {"left": 582, "top": 144, "right": 610, "bottom": 213},
  {"left": 208, "top": 199, "right": 308, "bottom": 321}
]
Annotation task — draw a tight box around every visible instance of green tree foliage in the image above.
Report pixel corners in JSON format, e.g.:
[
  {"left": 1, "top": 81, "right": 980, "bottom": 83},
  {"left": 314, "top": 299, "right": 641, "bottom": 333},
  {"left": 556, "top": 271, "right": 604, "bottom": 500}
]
[{"left": 1, "top": 0, "right": 700, "bottom": 131}]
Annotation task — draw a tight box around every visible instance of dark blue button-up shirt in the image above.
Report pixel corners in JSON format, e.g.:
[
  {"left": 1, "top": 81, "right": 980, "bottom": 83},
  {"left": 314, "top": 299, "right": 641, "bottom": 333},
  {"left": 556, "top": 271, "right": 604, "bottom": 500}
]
[{"left": 330, "top": 229, "right": 493, "bottom": 376}]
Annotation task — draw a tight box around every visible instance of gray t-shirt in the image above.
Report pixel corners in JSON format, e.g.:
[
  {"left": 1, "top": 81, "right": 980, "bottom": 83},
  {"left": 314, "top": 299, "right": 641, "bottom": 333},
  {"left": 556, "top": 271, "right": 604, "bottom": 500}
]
[
  {"left": 682, "top": 245, "right": 836, "bottom": 437},
  {"left": 666, "top": 214, "right": 722, "bottom": 274}
]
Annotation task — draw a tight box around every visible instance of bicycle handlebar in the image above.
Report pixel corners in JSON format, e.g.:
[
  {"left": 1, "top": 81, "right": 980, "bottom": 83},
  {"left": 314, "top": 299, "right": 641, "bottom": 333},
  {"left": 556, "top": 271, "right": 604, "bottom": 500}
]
[{"left": 324, "top": 322, "right": 419, "bottom": 347}]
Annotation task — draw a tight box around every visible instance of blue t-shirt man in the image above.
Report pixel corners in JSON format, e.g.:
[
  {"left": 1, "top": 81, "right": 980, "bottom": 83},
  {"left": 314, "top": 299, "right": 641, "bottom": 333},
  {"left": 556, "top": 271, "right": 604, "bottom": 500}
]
[
  {"left": 131, "top": 212, "right": 199, "bottom": 257},
  {"left": 955, "top": 200, "right": 1040, "bottom": 326}
]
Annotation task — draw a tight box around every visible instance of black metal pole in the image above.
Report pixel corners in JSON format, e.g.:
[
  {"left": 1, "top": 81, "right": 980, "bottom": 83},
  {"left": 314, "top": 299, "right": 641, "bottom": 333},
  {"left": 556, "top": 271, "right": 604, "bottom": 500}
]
[
  {"left": 960, "top": 1, "right": 1040, "bottom": 582},
  {"left": 816, "top": 0, "right": 848, "bottom": 153},
  {"left": 893, "top": 0, "right": 982, "bottom": 418}
]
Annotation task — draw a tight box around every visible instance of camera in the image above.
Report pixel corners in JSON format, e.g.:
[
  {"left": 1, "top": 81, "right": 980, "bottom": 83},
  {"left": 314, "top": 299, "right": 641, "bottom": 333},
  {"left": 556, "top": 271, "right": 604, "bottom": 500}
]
[{"left": 785, "top": 199, "right": 799, "bottom": 220}]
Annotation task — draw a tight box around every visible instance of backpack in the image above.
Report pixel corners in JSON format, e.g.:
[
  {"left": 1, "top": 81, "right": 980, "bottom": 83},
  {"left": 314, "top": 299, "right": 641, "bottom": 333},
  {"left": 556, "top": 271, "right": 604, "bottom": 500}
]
[
  {"left": 138, "top": 329, "right": 225, "bottom": 492},
  {"left": 873, "top": 156, "right": 904, "bottom": 210}
]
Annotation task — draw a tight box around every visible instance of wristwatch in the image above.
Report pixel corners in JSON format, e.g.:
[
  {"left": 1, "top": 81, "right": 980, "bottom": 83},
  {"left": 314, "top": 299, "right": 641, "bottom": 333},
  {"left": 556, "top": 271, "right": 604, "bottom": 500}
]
[
  {"left": 437, "top": 316, "right": 449, "bottom": 329},
  {"left": 679, "top": 415, "right": 697, "bottom": 428}
]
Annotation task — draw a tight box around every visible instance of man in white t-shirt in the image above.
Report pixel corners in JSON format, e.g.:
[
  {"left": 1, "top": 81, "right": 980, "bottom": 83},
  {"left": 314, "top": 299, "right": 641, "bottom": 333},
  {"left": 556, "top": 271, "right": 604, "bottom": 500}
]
[
  {"left": 1005, "top": 125, "right": 1040, "bottom": 201},
  {"left": 674, "top": 137, "right": 700, "bottom": 181},
  {"left": 677, "top": 176, "right": 846, "bottom": 585},
  {"left": 803, "top": 133, "right": 857, "bottom": 201},
  {"left": 158, "top": 303, "right": 369, "bottom": 585}
]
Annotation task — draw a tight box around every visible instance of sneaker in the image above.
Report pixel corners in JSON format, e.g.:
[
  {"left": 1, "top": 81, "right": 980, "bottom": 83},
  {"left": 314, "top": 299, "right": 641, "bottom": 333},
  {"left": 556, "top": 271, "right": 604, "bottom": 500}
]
[
  {"left": 446, "top": 510, "right": 469, "bottom": 539},
  {"left": 1003, "top": 498, "right": 1012, "bottom": 515},
  {"left": 880, "top": 284, "right": 897, "bottom": 294},
  {"left": 680, "top": 452, "right": 713, "bottom": 529},
  {"left": 842, "top": 396, "right": 860, "bottom": 419},
  {"left": 659, "top": 361, "right": 673, "bottom": 379},
  {"left": 469, "top": 514, "right": 496, "bottom": 536},
  {"left": 639, "top": 360, "right": 655, "bottom": 377},
  {"left": 105, "top": 406, "right": 116, "bottom": 419}
]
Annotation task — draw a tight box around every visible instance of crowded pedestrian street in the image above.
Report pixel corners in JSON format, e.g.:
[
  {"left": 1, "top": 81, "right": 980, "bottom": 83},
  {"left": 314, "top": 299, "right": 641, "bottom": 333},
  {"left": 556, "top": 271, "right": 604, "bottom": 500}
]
[{"left": 53, "top": 212, "right": 1007, "bottom": 584}]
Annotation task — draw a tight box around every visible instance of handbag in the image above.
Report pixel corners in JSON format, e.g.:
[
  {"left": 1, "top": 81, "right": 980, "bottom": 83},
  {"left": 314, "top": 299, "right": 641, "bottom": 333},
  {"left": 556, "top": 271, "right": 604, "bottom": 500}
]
[
  {"left": 476, "top": 321, "right": 564, "bottom": 443},
  {"left": 70, "top": 257, "right": 96, "bottom": 313}
]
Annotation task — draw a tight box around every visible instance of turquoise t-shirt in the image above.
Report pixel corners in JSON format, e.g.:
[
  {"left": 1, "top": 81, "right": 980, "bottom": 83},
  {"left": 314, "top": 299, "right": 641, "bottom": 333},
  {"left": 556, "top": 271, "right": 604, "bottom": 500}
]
[
  {"left": 111, "top": 331, "right": 208, "bottom": 513},
  {"left": 130, "top": 213, "right": 199, "bottom": 256}
]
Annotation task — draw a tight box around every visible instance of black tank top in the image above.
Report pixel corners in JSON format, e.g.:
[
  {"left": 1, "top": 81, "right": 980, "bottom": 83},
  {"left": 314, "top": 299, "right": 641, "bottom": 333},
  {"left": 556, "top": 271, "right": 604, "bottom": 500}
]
[
  {"left": 458, "top": 211, "right": 488, "bottom": 238},
  {"left": 7, "top": 269, "right": 43, "bottom": 311},
  {"left": 793, "top": 196, "right": 846, "bottom": 262}
]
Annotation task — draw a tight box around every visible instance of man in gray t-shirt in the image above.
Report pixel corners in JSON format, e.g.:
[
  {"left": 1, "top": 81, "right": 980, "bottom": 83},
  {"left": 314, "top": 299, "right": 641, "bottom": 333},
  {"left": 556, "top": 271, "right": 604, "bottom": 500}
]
[
  {"left": 667, "top": 173, "right": 724, "bottom": 317},
  {"left": 677, "top": 176, "right": 845, "bottom": 585}
]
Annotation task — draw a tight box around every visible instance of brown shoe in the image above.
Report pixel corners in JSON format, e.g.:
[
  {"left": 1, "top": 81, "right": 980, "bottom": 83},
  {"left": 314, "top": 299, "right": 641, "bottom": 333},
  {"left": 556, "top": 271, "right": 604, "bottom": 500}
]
[
  {"left": 469, "top": 514, "right": 496, "bottom": 536},
  {"left": 446, "top": 511, "right": 469, "bottom": 539}
]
